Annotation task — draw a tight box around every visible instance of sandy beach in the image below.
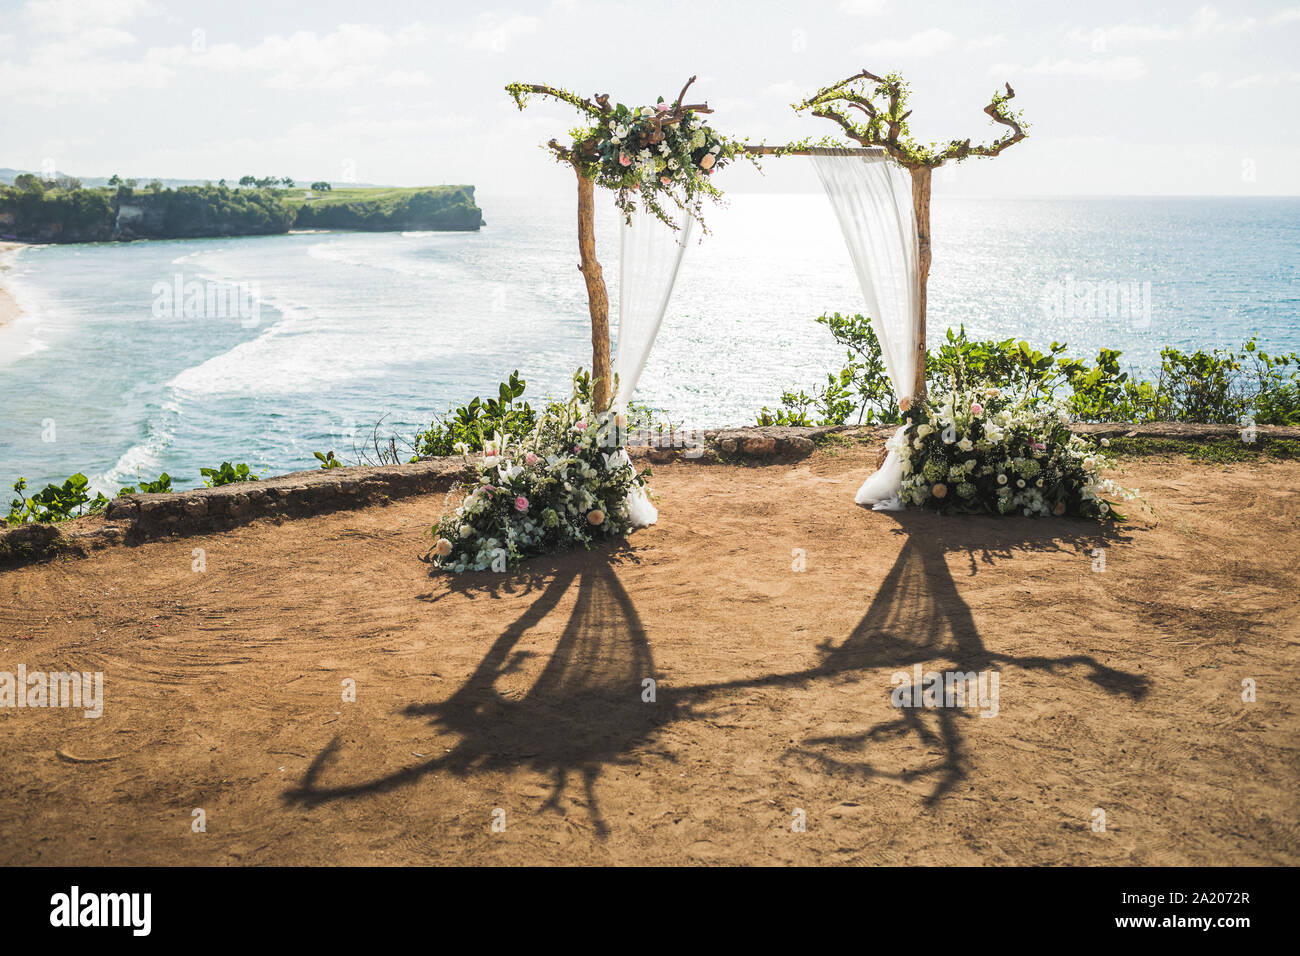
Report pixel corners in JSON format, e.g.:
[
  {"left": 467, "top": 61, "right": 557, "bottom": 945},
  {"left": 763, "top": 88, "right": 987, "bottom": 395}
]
[
  {"left": 0, "top": 242, "right": 26, "bottom": 331},
  {"left": 1, "top": 444, "right": 1296, "bottom": 866}
]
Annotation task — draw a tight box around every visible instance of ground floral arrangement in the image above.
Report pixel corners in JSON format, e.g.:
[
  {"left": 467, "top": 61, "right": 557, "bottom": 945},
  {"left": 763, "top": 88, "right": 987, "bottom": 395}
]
[
  {"left": 430, "top": 379, "right": 649, "bottom": 572},
  {"left": 896, "top": 383, "right": 1139, "bottom": 519}
]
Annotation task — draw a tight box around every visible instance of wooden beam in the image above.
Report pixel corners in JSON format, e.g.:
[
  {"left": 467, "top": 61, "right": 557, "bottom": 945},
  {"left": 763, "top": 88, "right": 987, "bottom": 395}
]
[{"left": 742, "top": 145, "right": 887, "bottom": 157}]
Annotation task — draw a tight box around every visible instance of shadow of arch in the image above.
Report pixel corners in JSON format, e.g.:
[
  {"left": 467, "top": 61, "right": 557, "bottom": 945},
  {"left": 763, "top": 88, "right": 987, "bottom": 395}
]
[
  {"left": 676, "top": 512, "right": 1151, "bottom": 804},
  {"left": 287, "top": 512, "right": 1152, "bottom": 824},
  {"left": 286, "top": 555, "right": 675, "bottom": 837}
]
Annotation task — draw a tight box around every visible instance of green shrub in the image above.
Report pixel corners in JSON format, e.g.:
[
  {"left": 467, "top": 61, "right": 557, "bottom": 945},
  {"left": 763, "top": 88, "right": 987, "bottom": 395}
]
[
  {"left": 6, "top": 475, "right": 109, "bottom": 524},
  {"left": 759, "top": 313, "right": 1300, "bottom": 427},
  {"left": 200, "top": 462, "right": 260, "bottom": 487},
  {"left": 415, "top": 371, "right": 537, "bottom": 457}
]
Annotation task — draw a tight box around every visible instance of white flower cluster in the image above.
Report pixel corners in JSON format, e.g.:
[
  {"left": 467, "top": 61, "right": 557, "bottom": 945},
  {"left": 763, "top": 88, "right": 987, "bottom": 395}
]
[
  {"left": 432, "top": 385, "right": 647, "bottom": 572},
  {"left": 895, "top": 383, "right": 1138, "bottom": 519}
]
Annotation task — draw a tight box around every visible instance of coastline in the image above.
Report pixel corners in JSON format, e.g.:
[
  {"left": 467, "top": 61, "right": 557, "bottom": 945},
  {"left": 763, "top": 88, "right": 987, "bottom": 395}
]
[{"left": 0, "top": 242, "right": 26, "bottom": 331}]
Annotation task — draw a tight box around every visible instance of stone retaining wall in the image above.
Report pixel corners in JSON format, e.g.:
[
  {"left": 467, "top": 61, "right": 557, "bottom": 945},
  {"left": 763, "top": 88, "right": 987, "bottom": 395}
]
[{"left": 2, "top": 422, "right": 1296, "bottom": 569}]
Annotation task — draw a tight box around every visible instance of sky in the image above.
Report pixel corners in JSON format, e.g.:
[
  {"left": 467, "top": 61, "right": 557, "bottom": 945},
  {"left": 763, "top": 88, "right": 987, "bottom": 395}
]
[{"left": 2, "top": 0, "right": 1299, "bottom": 198}]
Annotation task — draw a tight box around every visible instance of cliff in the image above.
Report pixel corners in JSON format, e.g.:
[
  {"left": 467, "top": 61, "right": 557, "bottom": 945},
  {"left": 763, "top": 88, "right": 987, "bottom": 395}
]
[{"left": 0, "top": 184, "right": 482, "bottom": 243}]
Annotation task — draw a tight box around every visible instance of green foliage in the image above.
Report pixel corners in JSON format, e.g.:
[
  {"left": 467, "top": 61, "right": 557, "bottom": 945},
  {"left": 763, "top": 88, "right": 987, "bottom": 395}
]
[
  {"left": 292, "top": 186, "right": 482, "bottom": 230},
  {"left": 6, "top": 475, "right": 108, "bottom": 524},
  {"left": 200, "top": 462, "right": 259, "bottom": 487},
  {"left": 759, "top": 312, "right": 901, "bottom": 427},
  {"left": 116, "top": 473, "right": 175, "bottom": 496},
  {"left": 314, "top": 451, "right": 343, "bottom": 469},
  {"left": 760, "top": 314, "right": 1300, "bottom": 428},
  {"left": 0, "top": 182, "right": 478, "bottom": 242},
  {"left": 415, "top": 371, "right": 536, "bottom": 458}
]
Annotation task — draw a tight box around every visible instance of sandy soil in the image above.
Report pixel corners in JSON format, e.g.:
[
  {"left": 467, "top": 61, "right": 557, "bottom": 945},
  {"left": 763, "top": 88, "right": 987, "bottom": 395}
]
[{"left": 1, "top": 445, "right": 1296, "bottom": 866}]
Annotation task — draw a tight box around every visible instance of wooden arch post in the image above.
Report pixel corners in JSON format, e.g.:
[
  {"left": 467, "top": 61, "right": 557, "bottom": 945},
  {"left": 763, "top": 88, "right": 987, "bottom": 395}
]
[
  {"left": 746, "top": 69, "right": 1026, "bottom": 411},
  {"left": 507, "top": 77, "right": 714, "bottom": 413},
  {"left": 576, "top": 169, "right": 613, "bottom": 411}
]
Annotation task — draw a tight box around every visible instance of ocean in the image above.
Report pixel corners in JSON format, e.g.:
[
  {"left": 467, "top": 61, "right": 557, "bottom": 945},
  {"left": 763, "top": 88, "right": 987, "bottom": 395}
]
[{"left": 1, "top": 194, "right": 1297, "bottom": 494}]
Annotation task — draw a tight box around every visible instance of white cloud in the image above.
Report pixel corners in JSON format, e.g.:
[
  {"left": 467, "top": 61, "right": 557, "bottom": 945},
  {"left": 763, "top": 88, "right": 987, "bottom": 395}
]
[
  {"left": 965, "top": 33, "right": 1005, "bottom": 51},
  {"left": 380, "top": 70, "right": 434, "bottom": 88},
  {"left": 838, "top": 0, "right": 887, "bottom": 14},
  {"left": 21, "top": 0, "right": 156, "bottom": 34},
  {"left": 0, "top": 54, "right": 171, "bottom": 99},
  {"left": 1191, "top": 5, "right": 1257, "bottom": 34},
  {"left": 1193, "top": 71, "right": 1222, "bottom": 88},
  {"left": 1067, "top": 22, "right": 1182, "bottom": 46},
  {"left": 446, "top": 14, "right": 540, "bottom": 53},
  {"left": 149, "top": 23, "right": 435, "bottom": 90},
  {"left": 763, "top": 81, "right": 806, "bottom": 104},
  {"left": 1269, "top": 7, "right": 1300, "bottom": 25},
  {"left": 989, "top": 56, "right": 1148, "bottom": 81},
  {"left": 1227, "top": 73, "right": 1270, "bottom": 89},
  {"left": 858, "top": 28, "right": 955, "bottom": 60}
]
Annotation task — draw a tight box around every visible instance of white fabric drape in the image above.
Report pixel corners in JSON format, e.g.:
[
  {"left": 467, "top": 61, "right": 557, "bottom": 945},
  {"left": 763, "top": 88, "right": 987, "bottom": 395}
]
[
  {"left": 613, "top": 208, "right": 693, "bottom": 409},
  {"left": 811, "top": 149, "right": 920, "bottom": 511},
  {"left": 612, "top": 207, "right": 694, "bottom": 528}
]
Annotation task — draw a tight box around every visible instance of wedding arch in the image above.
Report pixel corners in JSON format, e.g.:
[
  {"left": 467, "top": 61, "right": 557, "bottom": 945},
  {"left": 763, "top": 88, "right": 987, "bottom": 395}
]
[{"left": 502, "top": 68, "right": 1028, "bottom": 512}]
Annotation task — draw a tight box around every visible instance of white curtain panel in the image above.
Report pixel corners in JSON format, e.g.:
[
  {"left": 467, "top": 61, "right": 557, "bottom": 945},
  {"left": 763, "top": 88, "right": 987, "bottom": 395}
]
[
  {"left": 611, "top": 206, "right": 694, "bottom": 528},
  {"left": 612, "top": 208, "right": 694, "bottom": 410},
  {"left": 811, "top": 149, "right": 921, "bottom": 511}
]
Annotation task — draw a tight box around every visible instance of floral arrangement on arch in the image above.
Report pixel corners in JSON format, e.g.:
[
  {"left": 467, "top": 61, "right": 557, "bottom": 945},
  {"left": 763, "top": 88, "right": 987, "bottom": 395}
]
[
  {"left": 896, "top": 382, "right": 1139, "bottom": 520},
  {"left": 506, "top": 77, "right": 754, "bottom": 230},
  {"left": 430, "top": 374, "right": 650, "bottom": 572}
]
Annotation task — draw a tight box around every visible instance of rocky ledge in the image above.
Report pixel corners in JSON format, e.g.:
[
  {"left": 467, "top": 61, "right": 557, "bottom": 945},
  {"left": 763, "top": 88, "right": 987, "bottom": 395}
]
[{"left": 2, "top": 422, "right": 1297, "bottom": 569}]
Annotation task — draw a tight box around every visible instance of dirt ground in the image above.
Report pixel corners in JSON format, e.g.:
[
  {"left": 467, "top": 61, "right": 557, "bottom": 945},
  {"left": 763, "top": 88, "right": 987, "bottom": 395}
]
[{"left": 1, "top": 445, "right": 1296, "bottom": 866}]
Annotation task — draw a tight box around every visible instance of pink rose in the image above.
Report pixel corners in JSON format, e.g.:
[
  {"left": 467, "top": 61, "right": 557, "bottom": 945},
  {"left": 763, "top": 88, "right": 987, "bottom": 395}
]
[
  {"left": 656, "top": 102, "right": 671, "bottom": 112},
  {"left": 970, "top": 403, "right": 984, "bottom": 415},
  {"left": 525, "top": 452, "right": 538, "bottom": 465},
  {"left": 661, "top": 176, "right": 672, "bottom": 186},
  {"left": 619, "top": 154, "right": 631, "bottom": 167},
  {"left": 575, "top": 421, "right": 586, "bottom": 430},
  {"left": 514, "top": 496, "right": 528, "bottom": 512}
]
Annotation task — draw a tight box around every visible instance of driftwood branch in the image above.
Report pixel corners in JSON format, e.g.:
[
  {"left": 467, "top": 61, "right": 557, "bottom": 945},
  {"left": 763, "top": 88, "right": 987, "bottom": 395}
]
[{"left": 792, "top": 68, "right": 1027, "bottom": 169}]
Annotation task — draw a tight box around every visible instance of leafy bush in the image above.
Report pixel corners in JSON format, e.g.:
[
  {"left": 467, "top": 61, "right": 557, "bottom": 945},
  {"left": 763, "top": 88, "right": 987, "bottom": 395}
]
[
  {"left": 6, "top": 475, "right": 109, "bottom": 524},
  {"left": 415, "top": 371, "right": 537, "bottom": 458},
  {"left": 760, "top": 313, "right": 1300, "bottom": 427},
  {"left": 116, "top": 473, "right": 175, "bottom": 496},
  {"left": 430, "top": 374, "right": 649, "bottom": 572},
  {"left": 200, "top": 462, "right": 259, "bottom": 487}
]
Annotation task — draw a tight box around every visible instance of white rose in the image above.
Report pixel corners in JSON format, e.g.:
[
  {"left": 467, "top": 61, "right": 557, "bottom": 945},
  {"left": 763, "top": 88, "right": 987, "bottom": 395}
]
[{"left": 996, "top": 473, "right": 1008, "bottom": 485}]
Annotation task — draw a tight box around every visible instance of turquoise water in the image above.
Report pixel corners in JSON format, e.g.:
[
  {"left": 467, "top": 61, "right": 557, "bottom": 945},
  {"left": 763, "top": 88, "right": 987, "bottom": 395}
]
[{"left": 1, "top": 194, "right": 1297, "bottom": 493}]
